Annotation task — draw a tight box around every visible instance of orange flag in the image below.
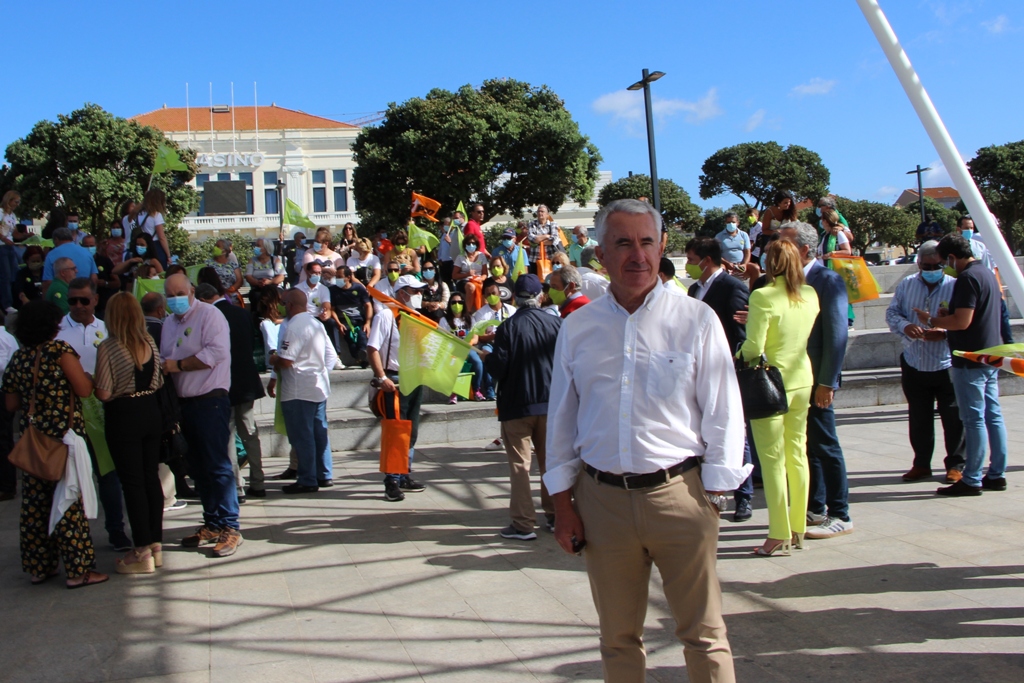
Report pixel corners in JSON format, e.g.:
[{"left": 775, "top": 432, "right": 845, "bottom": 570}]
[
  {"left": 367, "top": 286, "right": 439, "bottom": 328},
  {"left": 411, "top": 192, "right": 441, "bottom": 222}
]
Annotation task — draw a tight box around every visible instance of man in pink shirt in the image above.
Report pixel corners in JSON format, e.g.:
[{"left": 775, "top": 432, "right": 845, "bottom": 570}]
[{"left": 161, "top": 273, "right": 241, "bottom": 557}]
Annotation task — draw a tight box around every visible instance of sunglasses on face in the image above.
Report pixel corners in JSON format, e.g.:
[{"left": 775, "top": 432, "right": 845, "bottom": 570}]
[
  {"left": 920, "top": 263, "right": 943, "bottom": 271},
  {"left": 388, "top": 269, "right": 400, "bottom": 273},
  {"left": 68, "top": 297, "right": 92, "bottom": 306}
]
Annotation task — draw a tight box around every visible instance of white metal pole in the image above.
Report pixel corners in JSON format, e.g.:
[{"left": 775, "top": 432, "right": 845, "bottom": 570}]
[
  {"left": 230, "top": 82, "right": 237, "bottom": 153},
  {"left": 254, "top": 82, "right": 260, "bottom": 152},
  {"left": 185, "top": 83, "right": 191, "bottom": 149},
  {"left": 856, "top": 0, "right": 1024, "bottom": 312}
]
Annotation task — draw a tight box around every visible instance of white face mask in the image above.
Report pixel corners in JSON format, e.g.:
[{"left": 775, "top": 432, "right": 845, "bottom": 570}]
[{"left": 406, "top": 294, "right": 423, "bottom": 309}]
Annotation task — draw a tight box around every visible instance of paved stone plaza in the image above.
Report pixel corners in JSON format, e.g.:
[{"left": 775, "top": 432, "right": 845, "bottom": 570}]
[{"left": 1, "top": 397, "right": 1023, "bottom": 683}]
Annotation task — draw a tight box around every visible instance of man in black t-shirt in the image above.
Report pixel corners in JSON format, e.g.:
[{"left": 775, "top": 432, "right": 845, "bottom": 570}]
[
  {"left": 913, "top": 234, "right": 1008, "bottom": 497},
  {"left": 329, "top": 266, "right": 372, "bottom": 365}
]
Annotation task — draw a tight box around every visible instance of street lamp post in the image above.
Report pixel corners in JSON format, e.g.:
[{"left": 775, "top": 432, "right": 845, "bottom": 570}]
[
  {"left": 906, "top": 164, "right": 932, "bottom": 226},
  {"left": 627, "top": 69, "right": 665, "bottom": 214},
  {"left": 276, "top": 178, "right": 287, "bottom": 244}
]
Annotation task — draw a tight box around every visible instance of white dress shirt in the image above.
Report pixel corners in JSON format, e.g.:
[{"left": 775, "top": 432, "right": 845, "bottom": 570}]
[
  {"left": 295, "top": 280, "right": 330, "bottom": 316},
  {"left": 367, "top": 310, "right": 400, "bottom": 373},
  {"left": 693, "top": 267, "right": 725, "bottom": 302},
  {"left": 0, "top": 327, "right": 18, "bottom": 381},
  {"left": 277, "top": 312, "right": 338, "bottom": 403},
  {"left": 471, "top": 303, "right": 516, "bottom": 334},
  {"left": 544, "top": 283, "right": 751, "bottom": 495},
  {"left": 57, "top": 314, "right": 107, "bottom": 375}
]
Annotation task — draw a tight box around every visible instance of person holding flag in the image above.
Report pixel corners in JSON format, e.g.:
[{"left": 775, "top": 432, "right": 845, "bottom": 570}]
[
  {"left": 492, "top": 228, "right": 529, "bottom": 281},
  {"left": 438, "top": 216, "right": 461, "bottom": 287},
  {"left": 367, "top": 275, "right": 429, "bottom": 502}
]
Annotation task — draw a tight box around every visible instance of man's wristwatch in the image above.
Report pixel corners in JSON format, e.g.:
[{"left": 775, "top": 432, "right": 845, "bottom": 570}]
[
  {"left": 370, "top": 376, "right": 386, "bottom": 388},
  {"left": 706, "top": 493, "right": 729, "bottom": 512}
]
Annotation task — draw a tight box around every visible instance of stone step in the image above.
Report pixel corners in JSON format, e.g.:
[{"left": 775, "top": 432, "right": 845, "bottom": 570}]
[
  {"left": 836, "top": 367, "right": 1024, "bottom": 409},
  {"left": 843, "top": 321, "right": 1024, "bottom": 371}
]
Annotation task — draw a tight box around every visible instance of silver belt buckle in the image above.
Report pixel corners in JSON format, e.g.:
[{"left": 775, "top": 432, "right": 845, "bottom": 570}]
[{"left": 622, "top": 472, "right": 639, "bottom": 490}]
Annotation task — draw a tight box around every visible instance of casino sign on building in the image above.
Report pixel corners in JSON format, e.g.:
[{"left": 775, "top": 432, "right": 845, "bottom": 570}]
[{"left": 132, "top": 104, "right": 360, "bottom": 239}]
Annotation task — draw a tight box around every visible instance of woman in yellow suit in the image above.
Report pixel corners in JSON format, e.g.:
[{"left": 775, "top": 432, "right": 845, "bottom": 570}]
[{"left": 738, "top": 240, "right": 819, "bottom": 556}]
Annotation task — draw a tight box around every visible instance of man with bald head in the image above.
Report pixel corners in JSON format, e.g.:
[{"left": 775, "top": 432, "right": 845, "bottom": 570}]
[
  {"left": 160, "top": 273, "right": 241, "bottom": 557},
  {"left": 272, "top": 288, "right": 338, "bottom": 493}
]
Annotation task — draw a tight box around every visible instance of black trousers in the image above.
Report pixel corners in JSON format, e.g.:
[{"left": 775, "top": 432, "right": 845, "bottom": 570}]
[
  {"left": 900, "top": 354, "right": 965, "bottom": 472},
  {"left": 439, "top": 260, "right": 455, "bottom": 289},
  {"left": 107, "top": 419, "right": 164, "bottom": 548}
]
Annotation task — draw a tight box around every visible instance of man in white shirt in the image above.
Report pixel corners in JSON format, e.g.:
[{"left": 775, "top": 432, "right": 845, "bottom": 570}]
[
  {"left": 56, "top": 277, "right": 132, "bottom": 551},
  {"left": 296, "top": 261, "right": 341, "bottom": 357},
  {"left": 545, "top": 199, "right": 749, "bottom": 683},
  {"left": 367, "top": 275, "right": 428, "bottom": 502},
  {"left": 273, "top": 289, "right": 338, "bottom": 494}
]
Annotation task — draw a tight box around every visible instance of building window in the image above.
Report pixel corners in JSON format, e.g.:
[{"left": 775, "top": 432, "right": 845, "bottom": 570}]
[
  {"left": 195, "top": 173, "right": 209, "bottom": 188},
  {"left": 264, "top": 171, "right": 278, "bottom": 186},
  {"left": 311, "top": 170, "right": 326, "bottom": 184},
  {"left": 313, "top": 188, "right": 327, "bottom": 213},
  {"left": 265, "top": 189, "right": 279, "bottom": 214},
  {"left": 334, "top": 187, "right": 348, "bottom": 212},
  {"left": 333, "top": 170, "right": 347, "bottom": 184},
  {"left": 217, "top": 172, "right": 231, "bottom": 181}
]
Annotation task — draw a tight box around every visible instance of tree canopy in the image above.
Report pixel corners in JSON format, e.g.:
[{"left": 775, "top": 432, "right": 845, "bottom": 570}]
[
  {"left": 698, "top": 141, "right": 830, "bottom": 210},
  {"left": 968, "top": 140, "right": 1024, "bottom": 252},
  {"left": 835, "top": 197, "right": 918, "bottom": 254},
  {"left": 902, "top": 196, "right": 960, "bottom": 236},
  {"left": 352, "top": 79, "right": 602, "bottom": 231},
  {"left": 596, "top": 174, "right": 702, "bottom": 231},
  {"left": 3, "top": 103, "right": 198, "bottom": 237}
]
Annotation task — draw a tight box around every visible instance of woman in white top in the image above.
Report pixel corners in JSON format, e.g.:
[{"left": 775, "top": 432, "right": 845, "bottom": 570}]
[
  {"left": 300, "top": 227, "right": 342, "bottom": 284},
  {"left": 126, "top": 189, "right": 171, "bottom": 268},
  {"left": 245, "top": 238, "right": 286, "bottom": 308},
  {"left": 817, "top": 208, "right": 852, "bottom": 265},
  {"left": 337, "top": 223, "right": 359, "bottom": 260},
  {"left": 0, "top": 191, "right": 21, "bottom": 310},
  {"left": 346, "top": 237, "right": 381, "bottom": 287},
  {"left": 256, "top": 287, "right": 285, "bottom": 387}
]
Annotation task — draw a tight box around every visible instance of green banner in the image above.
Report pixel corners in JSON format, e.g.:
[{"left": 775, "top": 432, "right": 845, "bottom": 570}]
[
  {"left": 407, "top": 221, "right": 440, "bottom": 252},
  {"left": 284, "top": 198, "right": 317, "bottom": 230},
  {"left": 397, "top": 313, "right": 472, "bottom": 396},
  {"left": 153, "top": 143, "right": 188, "bottom": 174}
]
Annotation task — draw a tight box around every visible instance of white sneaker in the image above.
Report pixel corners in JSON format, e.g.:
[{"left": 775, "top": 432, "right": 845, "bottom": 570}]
[
  {"left": 484, "top": 438, "right": 503, "bottom": 451},
  {"left": 806, "top": 510, "right": 827, "bottom": 526},
  {"left": 805, "top": 516, "right": 854, "bottom": 539},
  {"left": 334, "top": 358, "right": 345, "bottom": 370}
]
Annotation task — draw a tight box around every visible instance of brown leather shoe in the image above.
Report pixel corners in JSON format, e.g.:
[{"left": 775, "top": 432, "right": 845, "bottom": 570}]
[
  {"left": 212, "top": 529, "right": 243, "bottom": 558},
  {"left": 181, "top": 525, "right": 221, "bottom": 547},
  {"left": 945, "top": 469, "right": 963, "bottom": 484},
  {"left": 902, "top": 466, "right": 933, "bottom": 482}
]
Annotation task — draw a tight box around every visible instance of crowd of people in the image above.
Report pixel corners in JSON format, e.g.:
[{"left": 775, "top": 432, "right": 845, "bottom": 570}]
[{"left": 0, "top": 187, "right": 1013, "bottom": 682}]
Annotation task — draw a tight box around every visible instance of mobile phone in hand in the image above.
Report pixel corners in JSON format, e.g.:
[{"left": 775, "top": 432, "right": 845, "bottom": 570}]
[{"left": 571, "top": 536, "right": 586, "bottom": 554}]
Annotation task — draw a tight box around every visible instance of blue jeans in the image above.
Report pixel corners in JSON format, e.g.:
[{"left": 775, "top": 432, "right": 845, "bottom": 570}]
[
  {"left": 180, "top": 395, "right": 239, "bottom": 530},
  {"left": 281, "top": 399, "right": 332, "bottom": 487},
  {"left": 475, "top": 346, "right": 496, "bottom": 397},
  {"left": 0, "top": 244, "right": 17, "bottom": 311},
  {"left": 950, "top": 365, "right": 1008, "bottom": 487},
  {"left": 807, "top": 403, "right": 850, "bottom": 521}
]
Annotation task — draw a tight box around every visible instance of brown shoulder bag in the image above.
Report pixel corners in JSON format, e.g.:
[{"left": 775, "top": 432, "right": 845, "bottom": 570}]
[{"left": 7, "top": 349, "right": 73, "bottom": 481}]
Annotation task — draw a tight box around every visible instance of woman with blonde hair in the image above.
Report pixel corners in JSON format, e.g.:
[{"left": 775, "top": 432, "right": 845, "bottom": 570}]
[
  {"left": 346, "top": 237, "right": 381, "bottom": 287},
  {"left": 136, "top": 189, "right": 171, "bottom": 268},
  {"left": 738, "top": 239, "right": 819, "bottom": 556},
  {"left": 94, "top": 292, "right": 165, "bottom": 574},
  {"left": 0, "top": 190, "right": 22, "bottom": 310}
]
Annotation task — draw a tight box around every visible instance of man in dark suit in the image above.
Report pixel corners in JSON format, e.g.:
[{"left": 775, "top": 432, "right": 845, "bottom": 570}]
[
  {"left": 778, "top": 222, "right": 853, "bottom": 539},
  {"left": 684, "top": 237, "right": 754, "bottom": 521},
  {"left": 196, "top": 283, "right": 269, "bottom": 500}
]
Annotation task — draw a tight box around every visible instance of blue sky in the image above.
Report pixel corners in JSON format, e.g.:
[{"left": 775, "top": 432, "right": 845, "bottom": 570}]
[{"left": 4, "top": 0, "right": 1021, "bottom": 210}]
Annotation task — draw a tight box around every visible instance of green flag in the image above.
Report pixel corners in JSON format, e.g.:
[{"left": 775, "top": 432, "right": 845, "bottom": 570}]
[
  {"left": 153, "top": 143, "right": 188, "bottom": 174},
  {"left": 397, "top": 313, "right": 471, "bottom": 396},
  {"left": 407, "top": 221, "right": 439, "bottom": 252},
  {"left": 21, "top": 234, "right": 54, "bottom": 248},
  {"left": 284, "top": 198, "right": 317, "bottom": 230},
  {"left": 133, "top": 276, "right": 166, "bottom": 301},
  {"left": 453, "top": 200, "right": 466, "bottom": 254},
  {"left": 510, "top": 245, "right": 527, "bottom": 282}
]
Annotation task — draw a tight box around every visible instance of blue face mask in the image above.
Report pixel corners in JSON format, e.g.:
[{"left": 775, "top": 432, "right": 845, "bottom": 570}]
[
  {"left": 308, "top": 274, "right": 321, "bottom": 286},
  {"left": 68, "top": 222, "right": 79, "bottom": 231},
  {"left": 111, "top": 228, "right": 122, "bottom": 238},
  {"left": 253, "top": 246, "right": 262, "bottom": 257},
  {"left": 87, "top": 246, "right": 97, "bottom": 255},
  {"left": 136, "top": 245, "right": 147, "bottom": 256},
  {"left": 815, "top": 207, "right": 822, "bottom": 217},
  {"left": 553, "top": 263, "right": 562, "bottom": 271},
  {"left": 921, "top": 268, "right": 945, "bottom": 284},
  {"left": 960, "top": 229, "right": 974, "bottom": 241},
  {"left": 422, "top": 269, "right": 436, "bottom": 280},
  {"left": 501, "top": 239, "right": 513, "bottom": 249},
  {"left": 167, "top": 295, "right": 190, "bottom": 316},
  {"left": 465, "top": 244, "right": 477, "bottom": 254}
]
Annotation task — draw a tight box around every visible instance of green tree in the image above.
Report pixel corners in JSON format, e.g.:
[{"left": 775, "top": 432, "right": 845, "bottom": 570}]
[
  {"left": 834, "top": 197, "right": 917, "bottom": 254},
  {"left": 352, "top": 79, "right": 601, "bottom": 231},
  {"left": 698, "top": 141, "right": 830, "bottom": 210},
  {"left": 4, "top": 103, "right": 198, "bottom": 237},
  {"left": 968, "top": 140, "right": 1024, "bottom": 252},
  {"left": 902, "top": 196, "right": 959, "bottom": 236},
  {"left": 596, "top": 174, "right": 702, "bottom": 232}
]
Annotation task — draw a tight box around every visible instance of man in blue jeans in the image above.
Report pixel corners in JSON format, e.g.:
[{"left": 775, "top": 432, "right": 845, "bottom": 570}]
[
  {"left": 915, "top": 234, "right": 1008, "bottom": 496},
  {"left": 275, "top": 289, "right": 337, "bottom": 493},
  {"left": 161, "top": 273, "right": 241, "bottom": 557}
]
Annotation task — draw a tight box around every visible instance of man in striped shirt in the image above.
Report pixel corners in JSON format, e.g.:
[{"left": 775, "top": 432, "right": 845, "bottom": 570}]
[{"left": 885, "top": 240, "right": 965, "bottom": 483}]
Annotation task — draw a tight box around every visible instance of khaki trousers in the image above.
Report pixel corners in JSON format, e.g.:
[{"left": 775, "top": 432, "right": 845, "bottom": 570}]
[
  {"left": 500, "top": 416, "right": 554, "bottom": 532},
  {"left": 575, "top": 467, "right": 735, "bottom": 683}
]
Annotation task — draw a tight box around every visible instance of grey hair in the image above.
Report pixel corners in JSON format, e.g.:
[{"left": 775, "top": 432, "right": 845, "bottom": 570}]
[
  {"left": 515, "top": 294, "right": 542, "bottom": 309},
  {"left": 724, "top": 211, "right": 739, "bottom": 222},
  {"left": 54, "top": 256, "right": 75, "bottom": 272},
  {"left": 918, "top": 240, "right": 940, "bottom": 259},
  {"left": 817, "top": 196, "right": 837, "bottom": 208},
  {"left": 52, "top": 227, "right": 73, "bottom": 243},
  {"left": 594, "top": 199, "right": 662, "bottom": 246},
  {"left": 780, "top": 220, "right": 819, "bottom": 253},
  {"left": 68, "top": 277, "right": 96, "bottom": 294},
  {"left": 579, "top": 246, "right": 598, "bottom": 267},
  {"left": 557, "top": 264, "right": 583, "bottom": 290}
]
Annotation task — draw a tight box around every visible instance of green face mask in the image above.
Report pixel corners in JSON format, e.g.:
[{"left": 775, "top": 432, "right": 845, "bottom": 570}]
[
  {"left": 548, "top": 287, "right": 567, "bottom": 305},
  {"left": 277, "top": 304, "right": 287, "bottom": 317},
  {"left": 747, "top": 215, "right": 757, "bottom": 225},
  {"left": 387, "top": 271, "right": 400, "bottom": 283},
  {"left": 492, "top": 266, "right": 505, "bottom": 277},
  {"left": 486, "top": 294, "right": 501, "bottom": 307},
  {"left": 451, "top": 303, "right": 464, "bottom": 315},
  {"left": 212, "top": 246, "right": 224, "bottom": 257},
  {"left": 685, "top": 263, "right": 704, "bottom": 280}
]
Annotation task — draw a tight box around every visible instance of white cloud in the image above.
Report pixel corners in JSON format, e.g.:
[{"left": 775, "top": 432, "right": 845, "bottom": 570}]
[
  {"left": 592, "top": 87, "right": 722, "bottom": 133},
  {"left": 923, "top": 159, "right": 956, "bottom": 187},
  {"left": 790, "top": 78, "right": 837, "bottom": 97},
  {"left": 744, "top": 109, "right": 766, "bottom": 132},
  {"left": 876, "top": 186, "right": 899, "bottom": 199},
  {"left": 982, "top": 15, "right": 1010, "bottom": 33}
]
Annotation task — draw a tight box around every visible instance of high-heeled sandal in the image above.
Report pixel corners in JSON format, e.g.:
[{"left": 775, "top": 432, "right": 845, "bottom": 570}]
[
  {"left": 116, "top": 548, "right": 155, "bottom": 574},
  {"left": 149, "top": 542, "right": 163, "bottom": 568},
  {"left": 791, "top": 532, "right": 805, "bottom": 551},
  {"left": 753, "top": 538, "right": 791, "bottom": 557}
]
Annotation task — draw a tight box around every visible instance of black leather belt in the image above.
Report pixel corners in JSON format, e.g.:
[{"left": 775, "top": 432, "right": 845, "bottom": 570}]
[
  {"left": 585, "top": 458, "right": 701, "bottom": 490},
  {"left": 178, "top": 389, "right": 228, "bottom": 403}
]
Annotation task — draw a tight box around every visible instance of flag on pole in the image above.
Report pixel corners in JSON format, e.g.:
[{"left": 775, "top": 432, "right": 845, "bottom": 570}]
[
  {"left": 452, "top": 200, "right": 467, "bottom": 254},
  {"left": 827, "top": 255, "right": 880, "bottom": 304},
  {"left": 367, "top": 286, "right": 438, "bottom": 327},
  {"left": 407, "top": 220, "right": 439, "bottom": 252},
  {"left": 284, "top": 198, "right": 317, "bottom": 230},
  {"left": 953, "top": 343, "right": 1024, "bottom": 376},
  {"left": 153, "top": 143, "right": 189, "bottom": 174},
  {"left": 397, "top": 312, "right": 472, "bottom": 396},
  {"left": 411, "top": 192, "right": 441, "bottom": 222},
  {"left": 133, "top": 276, "right": 166, "bottom": 301},
  {"left": 510, "top": 244, "right": 527, "bottom": 282}
]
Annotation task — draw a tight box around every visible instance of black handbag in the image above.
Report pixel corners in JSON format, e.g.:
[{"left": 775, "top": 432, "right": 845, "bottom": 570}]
[{"left": 735, "top": 354, "right": 789, "bottom": 420}]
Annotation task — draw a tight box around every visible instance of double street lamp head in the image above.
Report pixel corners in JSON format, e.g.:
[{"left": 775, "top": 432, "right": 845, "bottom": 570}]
[{"left": 627, "top": 70, "right": 666, "bottom": 90}]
